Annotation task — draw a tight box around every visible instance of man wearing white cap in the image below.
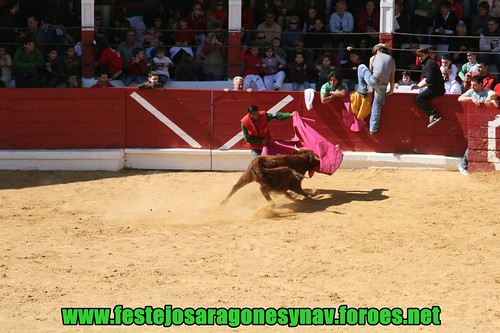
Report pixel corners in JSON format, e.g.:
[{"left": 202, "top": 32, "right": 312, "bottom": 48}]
[{"left": 356, "top": 43, "right": 395, "bottom": 134}]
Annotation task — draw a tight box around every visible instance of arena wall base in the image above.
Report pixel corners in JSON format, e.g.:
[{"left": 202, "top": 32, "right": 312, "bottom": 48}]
[
  {"left": 341, "top": 152, "right": 461, "bottom": 170},
  {"left": 0, "top": 150, "right": 125, "bottom": 171},
  {"left": 0, "top": 149, "right": 461, "bottom": 171},
  {"left": 124, "top": 149, "right": 212, "bottom": 170},
  {"left": 125, "top": 149, "right": 460, "bottom": 172}
]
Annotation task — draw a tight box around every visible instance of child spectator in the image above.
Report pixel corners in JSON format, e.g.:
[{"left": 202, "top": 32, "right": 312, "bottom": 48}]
[
  {"left": 261, "top": 46, "right": 287, "bottom": 90},
  {"left": 123, "top": 47, "right": 148, "bottom": 87},
  {"left": 287, "top": 39, "right": 308, "bottom": 63},
  {"left": 302, "top": 6, "right": 321, "bottom": 33},
  {"left": 175, "top": 53, "right": 198, "bottom": 81},
  {"left": 239, "top": 45, "right": 265, "bottom": 90},
  {"left": 170, "top": 18, "right": 196, "bottom": 63},
  {"left": 40, "top": 47, "right": 66, "bottom": 88},
  {"left": 271, "top": 37, "right": 287, "bottom": 60},
  {"left": 141, "top": 25, "right": 165, "bottom": 59},
  {"left": 91, "top": 72, "right": 114, "bottom": 88},
  {"left": 66, "top": 72, "right": 81, "bottom": 88},
  {"left": 458, "top": 50, "right": 479, "bottom": 82},
  {"left": 394, "top": 71, "right": 417, "bottom": 89},
  {"left": 62, "top": 45, "right": 81, "bottom": 81},
  {"left": 287, "top": 53, "right": 311, "bottom": 91},
  {"left": 138, "top": 71, "right": 164, "bottom": 89},
  {"left": 151, "top": 47, "right": 174, "bottom": 86},
  {"left": 0, "top": 46, "right": 13, "bottom": 87},
  {"left": 315, "top": 55, "right": 335, "bottom": 92},
  {"left": 315, "top": 41, "right": 341, "bottom": 69},
  {"left": 342, "top": 49, "right": 364, "bottom": 91},
  {"left": 440, "top": 53, "right": 461, "bottom": 94}
]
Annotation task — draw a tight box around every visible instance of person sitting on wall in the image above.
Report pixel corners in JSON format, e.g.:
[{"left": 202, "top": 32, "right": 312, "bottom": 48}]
[{"left": 411, "top": 47, "right": 445, "bottom": 128}]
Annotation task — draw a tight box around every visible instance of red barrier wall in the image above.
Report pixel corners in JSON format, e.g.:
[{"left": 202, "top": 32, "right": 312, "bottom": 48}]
[
  {"left": 2, "top": 89, "right": 125, "bottom": 149},
  {"left": 124, "top": 89, "right": 212, "bottom": 149},
  {"left": 213, "top": 91, "right": 468, "bottom": 156},
  {"left": 1, "top": 88, "right": 496, "bottom": 172}
]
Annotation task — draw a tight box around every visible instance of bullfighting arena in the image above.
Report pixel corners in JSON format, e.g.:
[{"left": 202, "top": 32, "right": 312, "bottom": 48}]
[{"left": 1, "top": 168, "right": 499, "bottom": 332}]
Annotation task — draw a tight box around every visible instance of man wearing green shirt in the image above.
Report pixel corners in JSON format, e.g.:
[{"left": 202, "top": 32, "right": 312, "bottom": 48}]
[
  {"left": 320, "top": 70, "right": 348, "bottom": 104},
  {"left": 241, "top": 105, "right": 293, "bottom": 157},
  {"left": 13, "top": 37, "right": 44, "bottom": 87}
]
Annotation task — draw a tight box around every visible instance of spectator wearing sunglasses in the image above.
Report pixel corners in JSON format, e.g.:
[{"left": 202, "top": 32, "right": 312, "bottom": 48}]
[
  {"left": 207, "top": 1, "right": 228, "bottom": 30},
  {"left": 281, "top": 16, "right": 303, "bottom": 51}
]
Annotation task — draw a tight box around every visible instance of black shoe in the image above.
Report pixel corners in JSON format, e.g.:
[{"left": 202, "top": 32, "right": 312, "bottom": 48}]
[
  {"left": 274, "top": 87, "right": 280, "bottom": 91},
  {"left": 369, "top": 130, "right": 378, "bottom": 135},
  {"left": 357, "top": 91, "right": 367, "bottom": 98},
  {"left": 427, "top": 114, "right": 442, "bottom": 128}
]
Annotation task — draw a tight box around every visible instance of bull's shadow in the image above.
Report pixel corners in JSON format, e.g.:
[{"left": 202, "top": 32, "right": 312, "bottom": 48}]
[{"left": 280, "top": 188, "right": 389, "bottom": 213}]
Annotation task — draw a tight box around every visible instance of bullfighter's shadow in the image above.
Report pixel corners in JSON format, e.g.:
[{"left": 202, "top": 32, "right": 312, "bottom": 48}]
[{"left": 280, "top": 188, "right": 389, "bottom": 214}]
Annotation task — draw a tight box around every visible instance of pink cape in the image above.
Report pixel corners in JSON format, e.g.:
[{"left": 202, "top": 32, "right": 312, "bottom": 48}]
[{"left": 262, "top": 113, "right": 343, "bottom": 176}]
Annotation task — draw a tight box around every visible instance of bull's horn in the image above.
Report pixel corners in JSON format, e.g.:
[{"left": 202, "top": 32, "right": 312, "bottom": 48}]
[{"left": 294, "top": 145, "right": 300, "bottom": 151}]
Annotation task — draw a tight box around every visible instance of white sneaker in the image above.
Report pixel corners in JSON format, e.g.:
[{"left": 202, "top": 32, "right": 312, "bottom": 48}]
[{"left": 458, "top": 165, "right": 468, "bottom": 176}]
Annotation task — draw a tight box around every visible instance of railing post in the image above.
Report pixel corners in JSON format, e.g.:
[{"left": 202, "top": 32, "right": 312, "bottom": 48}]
[
  {"left": 227, "top": 0, "right": 242, "bottom": 79},
  {"left": 81, "top": 0, "right": 95, "bottom": 79}
]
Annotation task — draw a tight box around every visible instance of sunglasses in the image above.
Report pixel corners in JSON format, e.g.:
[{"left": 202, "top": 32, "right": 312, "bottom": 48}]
[
  {"left": 289, "top": 22, "right": 298, "bottom": 25},
  {"left": 257, "top": 36, "right": 266, "bottom": 39},
  {"left": 216, "top": 3, "right": 223, "bottom": 5}
]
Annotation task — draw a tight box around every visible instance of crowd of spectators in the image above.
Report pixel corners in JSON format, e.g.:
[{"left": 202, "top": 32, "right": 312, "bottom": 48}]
[{"left": 0, "top": 0, "right": 499, "bottom": 90}]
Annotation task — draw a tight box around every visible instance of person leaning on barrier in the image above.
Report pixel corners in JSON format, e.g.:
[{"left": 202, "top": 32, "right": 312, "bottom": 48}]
[
  {"left": 456, "top": 75, "right": 498, "bottom": 176},
  {"left": 224, "top": 76, "right": 253, "bottom": 92},
  {"left": 320, "top": 70, "right": 348, "bottom": 104},
  {"left": 138, "top": 72, "right": 164, "bottom": 89}
]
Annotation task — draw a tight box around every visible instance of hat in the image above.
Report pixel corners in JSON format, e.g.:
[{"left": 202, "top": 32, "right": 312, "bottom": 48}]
[
  {"left": 372, "top": 43, "right": 387, "bottom": 54},
  {"left": 416, "top": 47, "right": 429, "bottom": 54}
]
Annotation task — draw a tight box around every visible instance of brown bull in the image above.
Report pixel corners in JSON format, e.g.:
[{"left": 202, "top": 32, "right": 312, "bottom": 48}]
[{"left": 221, "top": 149, "right": 320, "bottom": 205}]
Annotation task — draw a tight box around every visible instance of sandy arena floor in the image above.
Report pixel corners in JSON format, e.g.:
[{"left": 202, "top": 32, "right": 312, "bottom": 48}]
[{"left": 0, "top": 169, "right": 499, "bottom": 332}]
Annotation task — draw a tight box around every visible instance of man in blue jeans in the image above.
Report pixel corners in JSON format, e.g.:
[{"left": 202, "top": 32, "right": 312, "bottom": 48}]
[{"left": 357, "top": 43, "right": 396, "bottom": 134}]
